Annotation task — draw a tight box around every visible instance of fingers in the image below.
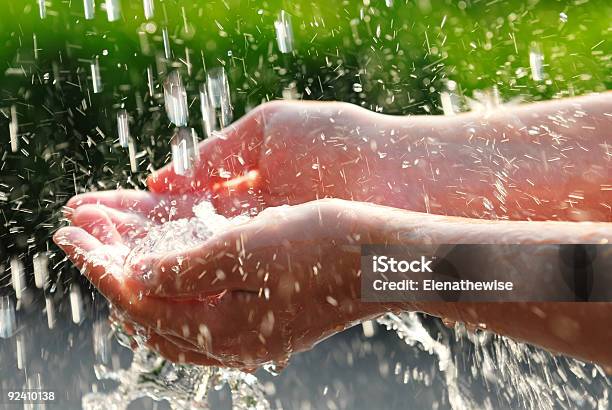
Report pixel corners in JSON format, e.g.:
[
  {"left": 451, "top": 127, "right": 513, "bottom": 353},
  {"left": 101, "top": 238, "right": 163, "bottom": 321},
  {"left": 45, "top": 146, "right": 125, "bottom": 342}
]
[
  {"left": 65, "top": 190, "right": 159, "bottom": 215},
  {"left": 93, "top": 205, "right": 153, "bottom": 242},
  {"left": 64, "top": 190, "right": 199, "bottom": 222},
  {"left": 53, "top": 227, "right": 126, "bottom": 300},
  {"left": 53, "top": 226, "right": 151, "bottom": 318},
  {"left": 147, "top": 107, "right": 265, "bottom": 194},
  {"left": 71, "top": 205, "right": 124, "bottom": 245}
]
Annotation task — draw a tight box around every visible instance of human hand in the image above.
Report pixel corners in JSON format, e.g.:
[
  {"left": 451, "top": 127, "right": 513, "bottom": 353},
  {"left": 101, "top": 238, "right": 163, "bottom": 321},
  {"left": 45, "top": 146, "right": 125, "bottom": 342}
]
[
  {"left": 54, "top": 197, "right": 389, "bottom": 369},
  {"left": 147, "top": 100, "right": 407, "bottom": 215}
]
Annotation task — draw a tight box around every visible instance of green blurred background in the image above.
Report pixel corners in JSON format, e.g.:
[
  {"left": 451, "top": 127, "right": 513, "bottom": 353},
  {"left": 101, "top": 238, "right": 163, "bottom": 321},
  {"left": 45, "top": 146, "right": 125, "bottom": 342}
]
[{"left": 0, "top": 0, "right": 610, "bottom": 287}]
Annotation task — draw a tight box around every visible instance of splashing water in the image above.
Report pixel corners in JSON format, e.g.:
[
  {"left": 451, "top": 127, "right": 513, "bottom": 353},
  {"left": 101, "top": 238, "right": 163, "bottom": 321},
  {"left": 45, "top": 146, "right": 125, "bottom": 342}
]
[
  {"left": 378, "top": 312, "right": 611, "bottom": 410},
  {"left": 83, "top": 200, "right": 265, "bottom": 409},
  {"left": 125, "top": 200, "right": 242, "bottom": 262},
  {"left": 83, "top": 319, "right": 269, "bottom": 410}
]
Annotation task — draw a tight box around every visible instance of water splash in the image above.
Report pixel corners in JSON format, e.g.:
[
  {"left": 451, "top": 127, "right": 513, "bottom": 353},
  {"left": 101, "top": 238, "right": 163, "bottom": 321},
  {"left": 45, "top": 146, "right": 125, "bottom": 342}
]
[
  {"left": 84, "top": 201, "right": 266, "bottom": 409},
  {"left": 379, "top": 312, "right": 611, "bottom": 409},
  {"left": 379, "top": 313, "right": 467, "bottom": 409},
  {"left": 84, "top": 331, "right": 270, "bottom": 410}
]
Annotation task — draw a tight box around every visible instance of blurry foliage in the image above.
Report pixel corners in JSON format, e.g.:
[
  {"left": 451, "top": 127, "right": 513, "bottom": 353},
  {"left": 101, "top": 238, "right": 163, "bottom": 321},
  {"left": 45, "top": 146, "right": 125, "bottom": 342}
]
[{"left": 0, "top": 0, "right": 610, "bottom": 285}]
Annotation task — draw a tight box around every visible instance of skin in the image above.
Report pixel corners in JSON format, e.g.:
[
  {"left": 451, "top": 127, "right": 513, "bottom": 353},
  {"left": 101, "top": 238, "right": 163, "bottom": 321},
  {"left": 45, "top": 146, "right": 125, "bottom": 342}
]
[{"left": 55, "top": 93, "right": 612, "bottom": 370}]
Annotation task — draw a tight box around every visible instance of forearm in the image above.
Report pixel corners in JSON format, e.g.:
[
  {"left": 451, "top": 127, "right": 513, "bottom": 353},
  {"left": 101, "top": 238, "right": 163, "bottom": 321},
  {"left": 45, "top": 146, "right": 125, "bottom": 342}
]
[
  {"left": 363, "top": 205, "right": 612, "bottom": 368},
  {"left": 363, "top": 92, "right": 611, "bottom": 221}
]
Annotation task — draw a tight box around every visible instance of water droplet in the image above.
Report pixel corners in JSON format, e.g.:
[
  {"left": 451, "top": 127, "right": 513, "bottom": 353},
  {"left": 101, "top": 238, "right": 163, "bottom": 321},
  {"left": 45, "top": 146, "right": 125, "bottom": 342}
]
[
  {"left": 93, "top": 320, "right": 112, "bottom": 364},
  {"left": 38, "top": 0, "right": 47, "bottom": 19},
  {"left": 362, "top": 320, "right": 376, "bottom": 337},
  {"left": 16, "top": 333, "right": 26, "bottom": 369},
  {"left": 9, "top": 105, "right": 18, "bottom": 153},
  {"left": 33, "top": 252, "right": 49, "bottom": 289},
  {"left": 559, "top": 12, "right": 568, "bottom": 23},
  {"left": 164, "top": 70, "right": 189, "bottom": 127},
  {"left": 529, "top": 43, "right": 544, "bottom": 82},
  {"left": 128, "top": 138, "right": 138, "bottom": 172},
  {"left": 199, "top": 83, "right": 215, "bottom": 137},
  {"left": 0, "top": 296, "right": 16, "bottom": 338},
  {"left": 10, "top": 258, "right": 25, "bottom": 300},
  {"left": 143, "top": 0, "right": 155, "bottom": 20},
  {"left": 146, "top": 66, "right": 155, "bottom": 96},
  {"left": 162, "top": 26, "right": 172, "bottom": 59},
  {"left": 84, "top": 0, "right": 95, "bottom": 20},
  {"left": 45, "top": 295, "right": 56, "bottom": 329},
  {"left": 70, "top": 283, "right": 84, "bottom": 324},
  {"left": 105, "top": 0, "right": 121, "bottom": 22},
  {"left": 91, "top": 56, "right": 103, "bottom": 93},
  {"left": 171, "top": 127, "right": 199, "bottom": 176},
  {"left": 274, "top": 10, "right": 294, "bottom": 54},
  {"left": 206, "top": 67, "right": 233, "bottom": 128},
  {"left": 117, "top": 109, "right": 130, "bottom": 148},
  {"left": 440, "top": 80, "right": 462, "bottom": 115}
]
